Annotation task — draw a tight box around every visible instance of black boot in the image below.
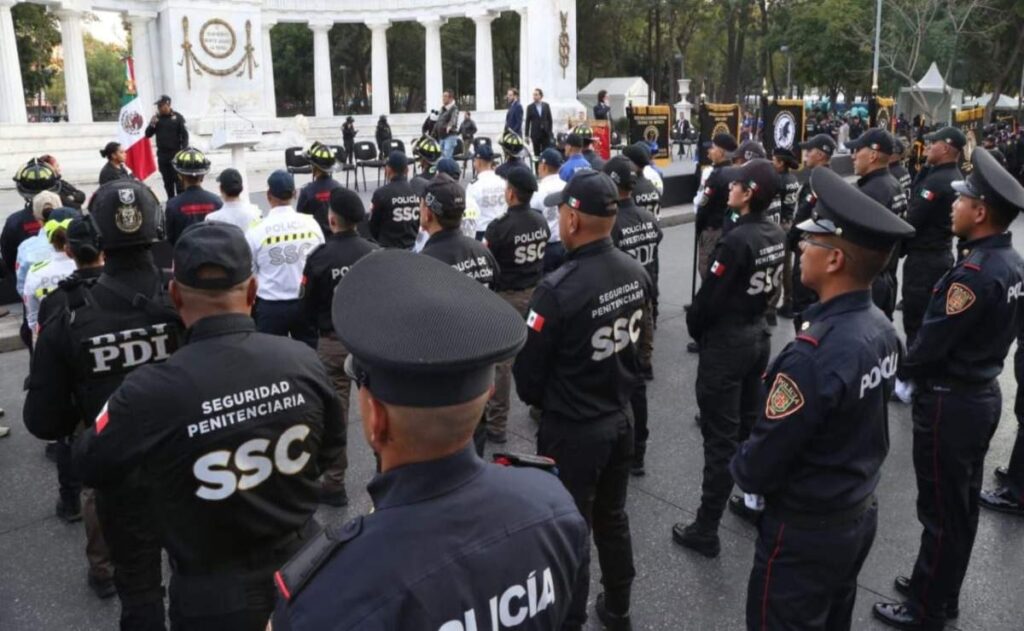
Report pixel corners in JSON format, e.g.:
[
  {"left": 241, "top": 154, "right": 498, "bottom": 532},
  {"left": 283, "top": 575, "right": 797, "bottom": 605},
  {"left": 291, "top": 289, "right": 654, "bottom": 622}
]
[
  {"left": 595, "top": 592, "right": 632, "bottom": 631},
  {"left": 671, "top": 521, "right": 720, "bottom": 558},
  {"left": 630, "top": 443, "right": 646, "bottom": 477}
]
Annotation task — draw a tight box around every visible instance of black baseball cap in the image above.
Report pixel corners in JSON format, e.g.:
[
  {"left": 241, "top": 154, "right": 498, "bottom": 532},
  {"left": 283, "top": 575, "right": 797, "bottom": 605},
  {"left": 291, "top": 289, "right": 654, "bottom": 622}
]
[
  {"left": 565, "top": 134, "right": 584, "bottom": 149},
  {"left": 952, "top": 147, "right": 1024, "bottom": 216},
  {"left": 846, "top": 128, "right": 894, "bottom": 155},
  {"left": 892, "top": 137, "right": 906, "bottom": 156},
  {"left": 216, "top": 168, "right": 243, "bottom": 189},
  {"left": 411, "top": 172, "right": 466, "bottom": 218},
  {"left": 543, "top": 170, "right": 619, "bottom": 216},
  {"left": 718, "top": 159, "right": 779, "bottom": 208},
  {"left": 924, "top": 126, "right": 967, "bottom": 151},
  {"left": 386, "top": 151, "right": 408, "bottom": 171},
  {"left": 735, "top": 140, "right": 766, "bottom": 162},
  {"left": 329, "top": 187, "right": 366, "bottom": 224},
  {"left": 799, "top": 134, "right": 837, "bottom": 157},
  {"left": 155, "top": 95, "right": 171, "bottom": 105},
  {"left": 66, "top": 216, "right": 100, "bottom": 256},
  {"left": 772, "top": 147, "right": 800, "bottom": 168},
  {"left": 798, "top": 167, "right": 914, "bottom": 251},
  {"left": 333, "top": 250, "right": 526, "bottom": 407},
  {"left": 173, "top": 222, "right": 253, "bottom": 289},
  {"left": 622, "top": 142, "right": 652, "bottom": 167},
  {"left": 602, "top": 155, "right": 637, "bottom": 191},
  {"left": 267, "top": 170, "right": 295, "bottom": 198},
  {"left": 505, "top": 165, "right": 538, "bottom": 193},
  {"left": 539, "top": 148, "right": 564, "bottom": 167},
  {"left": 437, "top": 158, "right": 461, "bottom": 179}
]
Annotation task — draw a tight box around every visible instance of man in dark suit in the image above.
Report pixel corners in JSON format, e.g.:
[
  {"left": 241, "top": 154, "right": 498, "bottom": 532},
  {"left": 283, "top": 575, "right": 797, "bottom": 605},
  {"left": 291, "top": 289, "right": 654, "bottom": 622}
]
[
  {"left": 526, "top": 88, "right": 554, "bottom": 156},
  {"left": 505, "top": 88, "right": 523, "bottom": 137}
]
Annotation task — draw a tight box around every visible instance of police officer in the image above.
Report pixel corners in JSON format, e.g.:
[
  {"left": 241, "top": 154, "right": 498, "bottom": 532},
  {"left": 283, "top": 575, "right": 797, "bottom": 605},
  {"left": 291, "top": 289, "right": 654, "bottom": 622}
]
[
  {"left": 694, "top": 133, "right": 738, "bottom": 282},
  {"left": 145, "top": 95, "right": 189, "bottom": 200},
  {"left": 2, "top": 159, "right": 59, "bottom": 280},
  {"left": 890, "top": 137, "right": 913, "bottom": 199},
  {"left": 788, "top": 134, "right": 836, "bottom": 331},
  {"left": 574, "top": 124, "right": 606, "bottom": 170},
  {"left": 732, "top": 166, "right": 915, "bottom": 631},
  {"left": 74, "top": 221, "right": 344, "bottom": 630},
  {"left": 411, "top": 135, "right": 442, "bottom": 185},
  {"left": 874, "top": 148, "right": 1024, "bottom": 630},
  {"left": 622, "top": 142, "right": 663, "bottom": 219},
  {"left": 22, "top": 212, "right": 78, "bottom": 339},
  {"left": 981, "top": 332, "right": 1024, "bottom": 516},
  {"left": 771, "top": 147, "right": 801, "bottom": 321},
  {"left": 847, "top": 128, "right": 908, "bottom": 320},
  {"left": 720, "top": 140, "right": 769, "bottom": 235},
  {"left": 271, "top": 250, "right": 589, "bottom": 630},
  {"left": 495, "top": 130, "right": 528, "bottom": 179},
  {"left": 513, "top": 170, "right": 650, "bottom": 630},
  {"left": 296, "top": 142, "right": 343, "bottom": 236},
  {"left": 676, "top": 159, "right": 786, "bottom": 557},
  {"left": 418, "top": 172, "right": 499, "bottom": 288},
  {"left": 605, "top": 156, "right": 662, "bottom": 475},
  {"left": 301, "top": 188, "right": 380, "bottom": 507},
  {"left": 24, "top": 179, "right": 185, "bottom": 629},
  {"left": 532, "top": 148, "right": 567, "bottom": 271},
  {"left": 483, "top": 166, "right": 549, "bottom": 444},
  {"left": 165, "top": 147, "right": 223, "bottom": 245},
  {"left": 468, "top": 144, "right": 509, "bottom": 240},
  {"left": 368, "top": 151, "right": 419, "bottom": 249},
  {"left": 900, "top": 127, "right": 964, "bottom": 350},
  {"left": 559, "top": 133, "right": 591, "bottom": 181}
]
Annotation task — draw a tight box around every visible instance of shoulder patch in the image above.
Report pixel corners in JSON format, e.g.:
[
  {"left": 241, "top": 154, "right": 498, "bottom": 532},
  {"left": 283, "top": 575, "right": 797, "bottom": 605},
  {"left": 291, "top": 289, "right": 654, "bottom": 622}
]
[
  {"left": 274, "top": 517, "right": 363, "bottom": 602},
  {"left": 945, "top": 282, "right": 976, "bottom": 315},
  {"left": 765, "top": 373, "right": 805, "bottom": 420},
  {"left": 542, "top": 260, "right": 578, "bottom": 288}
]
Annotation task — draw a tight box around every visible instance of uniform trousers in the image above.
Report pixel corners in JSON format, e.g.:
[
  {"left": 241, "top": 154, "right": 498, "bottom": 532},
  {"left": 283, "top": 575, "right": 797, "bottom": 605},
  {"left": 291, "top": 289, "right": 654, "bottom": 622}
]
[
  {"left": 83, "top": 486, "right": 115, "bottom": 581},
  {"left": 901, "top": 249, "right": 954, "bottom": 348},
  {"left": 632, "top": 304, "right": 655, "bottom": 455},
  {"left": 1008, "top": 344, "right": 1024, "bottom": 501},
  {"left": 316, "top": 333, "right": 350, "bottom": 491},
  {"left": 696, "top": 227, "right": 722, "bottom": 281},
  {"left": 157, "top": 152, "right": 180, "bottom": 201},
  {"left": 746, "top": 502, "right": 877, "bottom": 631},
  {"left": 695, "top": 323, "right": 771, "bottom": 530},
  {"left": 870, "top": 270, "right": 897, "bottom": 321},
  {"left": 538, "top": 414, "right": 635, "bottom": 625},
  {"left": 254, "top": 299, "right": 317, "bottom": 350},
  {"left": 907, "top": 381, "right": 1001, "bottom": 628},
  {"left": 484, "top": 287, "right": 534, "bottom": 437}
]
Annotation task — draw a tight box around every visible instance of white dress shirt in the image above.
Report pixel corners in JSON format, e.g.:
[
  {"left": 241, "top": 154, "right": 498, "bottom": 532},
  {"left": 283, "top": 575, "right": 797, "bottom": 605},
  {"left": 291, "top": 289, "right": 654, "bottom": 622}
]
[
  {"left": 245, "top": 205, "right": 324, "bottom": 301},
  {"left": 532, "top": 173, "right": 566, "bottom": 243},
  {"left": 206, "top": 199, "right": 261, "bottom": 233},
  {"left": 466, "top": 169, "right": 508, "bottom": 235}
]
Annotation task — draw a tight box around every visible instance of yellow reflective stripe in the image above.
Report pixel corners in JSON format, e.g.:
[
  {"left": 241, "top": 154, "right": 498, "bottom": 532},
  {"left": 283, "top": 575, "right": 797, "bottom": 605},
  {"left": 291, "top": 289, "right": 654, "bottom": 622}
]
[
  {"left": 34, "top": 286, "right": 53, "bottom": 298},
  {"left": 261, "top": 231, "right": 319, "bottom": 246}
]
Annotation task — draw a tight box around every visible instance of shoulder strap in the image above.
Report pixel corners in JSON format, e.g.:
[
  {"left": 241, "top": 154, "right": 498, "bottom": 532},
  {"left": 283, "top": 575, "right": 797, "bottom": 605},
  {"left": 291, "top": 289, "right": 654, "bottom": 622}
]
[
  {"left": 274, "top": 516, "right": 363, "bottom": 602},
  {"left": 543, "top": 260, "right": 578, "bottom": 288},
  {"left": 795, "top": 320, "right": 833, "bottom": 348},
  {"left": 962, "top": 248, "right": 987, "bottom": 272}
]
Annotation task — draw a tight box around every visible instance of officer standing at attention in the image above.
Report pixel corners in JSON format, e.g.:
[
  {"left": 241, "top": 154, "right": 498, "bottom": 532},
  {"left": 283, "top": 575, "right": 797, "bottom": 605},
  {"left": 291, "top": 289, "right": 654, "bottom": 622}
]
[
  {"left": 505, "top": 87, "right": 524, "bottom": 136},
  {"left": 890, "top": 137, "right": 913, "bottom": 199},
  {"left": 368, "top": 151, "right": 419, "bottom": 249},
  {"left": 694, "top": 133, "right": 738, "bottom": 285},
  {"left": 483, "top": 166, "right": 549, "bottom": 444},
  {"left": 165, "top": 147, "right": 223, "bottom": 246},
  {"left": 899, "top": 127, "right": 964, "bottom": 351},
  {"left": 847, "top": 128, "right": 908, "bottom": 320},
  {"left": 605, "top": 156, "right": 661, "bottom": 475},
  {"left": 770, "top": 147, "right": 801, "bottom": 320},
  {"left": 341, "top": 116, "right": 357, "bottom": 164},
  {"left": 75, "top": 222, "right": 344, "bottom": 630},
  {"left": 559, "top": 133, "right": 592, "bottom": 181},
  {"left": 788, "top": 134, "right": 836, "bottom": 331},
  {"left": 575, "top": 124, "right": 606, "bottom": 170},
  {"left": 622, "top": 142, "right": 663, "bottom": 219},
  {"left": 513, "top": 171, "right": 650, "bottom": 630},
  {"left": 980, "top": 331, "right": 1024, "bottom": 516},
  {"left": 676, "top": 159, "right": 786, "bottom": 557},
  {"left": 246, "top": 171, "right": 324, "bottom": 349},
  {"left": 301, "top": 188, "right": 380, "bottom": 507},
  {"left": 418, "top": 173, "right": 499, "bottom": 288},
  {"left": 532, "top": 148, "right": 567, "bottom": 271},
  {"left": 874, "top": 148, "right": 1024, "bottom": 631},
  {"left": 296, "top": 142, "right": 343, "bottom": 236},
  {"left": 495, "top": 131, "right": 528, "bottom": 179},
  {"left": 24, "top": 179, "right": 185, "bottom": 629},
  {"left": 272, "top": 250, "right": 589, "bottom": 630},
  {"left": 731, "top": 167, "right": 914, "bottom": 631},
  {"left": 145, "top": 95, "right": 189, "bottom": 200},
  {"left": 467, "top": 144, "right": 509, "bottom": 240}
]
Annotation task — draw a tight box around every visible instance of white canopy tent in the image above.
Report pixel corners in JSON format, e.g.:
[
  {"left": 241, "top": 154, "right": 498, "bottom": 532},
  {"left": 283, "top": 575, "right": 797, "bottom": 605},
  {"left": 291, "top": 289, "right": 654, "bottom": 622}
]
[
  {"left": 897, "top": 62, "right": 963, "bottom": 125},
  {"left": 961, "top": 93, "right": 1021, "bottom": 111},
  {"left": 578, "top": 77, "right": 652, "bottom": 121}
]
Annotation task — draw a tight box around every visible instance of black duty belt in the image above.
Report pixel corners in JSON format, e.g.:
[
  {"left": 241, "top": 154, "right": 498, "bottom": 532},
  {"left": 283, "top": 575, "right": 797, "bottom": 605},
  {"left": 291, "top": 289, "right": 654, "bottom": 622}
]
[
  {"left": 766, "top": 494, "right": 875, "bottom": 530},
  {"left": 172, "top": 518, "right": 319, "bottom": 577},
  {"left": 923, "top": 376, "right": 997, "bottom": 394}
]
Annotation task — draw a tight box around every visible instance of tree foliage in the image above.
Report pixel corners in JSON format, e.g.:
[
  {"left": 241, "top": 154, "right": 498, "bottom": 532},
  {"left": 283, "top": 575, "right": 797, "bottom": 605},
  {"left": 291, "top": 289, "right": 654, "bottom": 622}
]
[{"left": 12, "top": 3, "right": 60, "bottom": 99}]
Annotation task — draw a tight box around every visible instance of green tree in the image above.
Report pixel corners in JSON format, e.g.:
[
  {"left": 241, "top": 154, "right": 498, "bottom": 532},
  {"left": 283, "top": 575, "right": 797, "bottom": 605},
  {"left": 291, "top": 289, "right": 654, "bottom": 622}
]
[
  {"left": 11, "top": 3, "right": 60, "bottom": 100},
  {"left": 330, "top": 24, "right": 370, "bottom": 114},
  {"left": 271, "top": 24, "right": 314, "bottom": 117},
  {"left": 84, "top": 34, "right": 127, "bottom": 121}
]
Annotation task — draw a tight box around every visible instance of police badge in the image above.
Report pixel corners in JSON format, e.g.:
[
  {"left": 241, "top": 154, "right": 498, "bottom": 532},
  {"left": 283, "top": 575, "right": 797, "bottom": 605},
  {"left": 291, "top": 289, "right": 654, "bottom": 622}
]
[{"left": 115, "top": 188, "right": 143, "bottom": 233}]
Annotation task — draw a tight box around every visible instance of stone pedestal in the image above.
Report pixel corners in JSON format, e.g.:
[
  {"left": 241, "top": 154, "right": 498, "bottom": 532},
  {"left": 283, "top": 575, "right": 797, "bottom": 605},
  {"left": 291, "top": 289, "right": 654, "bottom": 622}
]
[
  {"left": 675, "top": 78, "right": 693, "bottom": 123},
  {"left": 521, "top": 0, "right": 584, "bottom": 131}
]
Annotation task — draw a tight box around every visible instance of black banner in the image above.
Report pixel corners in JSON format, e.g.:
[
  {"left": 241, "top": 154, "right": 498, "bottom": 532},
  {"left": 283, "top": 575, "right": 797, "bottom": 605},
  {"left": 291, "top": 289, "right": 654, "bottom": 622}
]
[
  {"left": 698, "top": 102, "right": 741, "bottom": 166},
  {"left": 626, "top": 105, "right": 672, "bottom": 165},
  {"left": 761, "top": 98, "right": 806, "bottom": 161},
  {"left": 868, "top": 96, "right": 896, "bottom": 131}
]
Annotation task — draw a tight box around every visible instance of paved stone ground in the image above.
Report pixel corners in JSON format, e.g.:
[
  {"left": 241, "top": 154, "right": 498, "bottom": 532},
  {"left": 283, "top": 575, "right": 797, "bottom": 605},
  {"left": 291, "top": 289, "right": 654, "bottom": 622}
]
[{"left": 1, "top": 222, "right": 1024, "bottom": 630}]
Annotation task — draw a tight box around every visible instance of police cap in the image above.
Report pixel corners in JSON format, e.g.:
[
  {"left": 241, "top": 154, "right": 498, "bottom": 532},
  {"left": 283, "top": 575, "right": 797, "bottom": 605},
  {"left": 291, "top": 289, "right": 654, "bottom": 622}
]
[
  {"left": 798, "top": 134, "right": 837, "bottom": 157},
  {"left": 622, "top": 142, "right": 652, "bottom": 167},
  {"left": 712, "top": 133, "right": 738, "bottom": 154},
  {"left": 602, "top": 155, "right": 638, "bottom": 191},
  {"left": 539, "top": 148, "right": 564, "bottom": 168},
  {"left": 505, "top": 165, "right": 538, "bottom": 193},
  {"left": 332, "top": 250, "right": 526, "bottom": 407},
  {"left": 718, "top": 159, "right": 778, "bottom": 208},
  {"left": 412, "top": 172, "right": 466, "bottom": 218},
  {"left": 892, "top": 137, "right": 906, "bottom": 156},
  {"left": 543, "top": 170, "right": 618, "bottom": 216},
  {"left": 436, "top": 157, "right": 461, "bottom": 179},
  {"left": 155, "top": 95, "right": 171, "bottom": 106},
  {"left": 565, "top": 134, "right": 584, "bottom": 149},
  {"left": 173, "top": 222, "right": 253, "bottom": 290},
  {"left": 952, "top": 147, "right": 1024, "bottom": 217},
  {"left": 845, "top": 128, "right": 894, "bottom": 155},
  {"left": 87, "top": 179, "right": 164, "bottom": 250},
  {"left": 66, "top": 215, "right": 100, "bottom": 258},
  {"left": 386, "top": 150, "right": 408, "bottom": 171},
  {"left": 474, "top": 144, "right": 496, "bottom": 161},
  {"left": 735, "top": 140, "right": 767, "bottom": 162},
  {"left": 773, "top": 147, "right": 800, "bottom": 168},
  {"left": 924, "top": 126, "right": 967, "bottom": 151},
  {"left": 329, "top": 187, "right": 366, "bottom": 224},
  {"left": 798, "top": 167, "right": 914, "bottom": 251},
  {"left": 267, "top": 170, "right": 295, "bottom": 198}
]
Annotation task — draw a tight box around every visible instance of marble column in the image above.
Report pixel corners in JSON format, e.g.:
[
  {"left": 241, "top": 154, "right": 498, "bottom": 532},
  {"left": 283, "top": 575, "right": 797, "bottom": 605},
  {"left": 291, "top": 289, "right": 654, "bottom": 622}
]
[
  {"left": 470, "top": 11, "right": 495, "bottom": 112},
  {"left": 517, "top": 7, "right": 529, "bottom": 108},
  {"left": 419, "top": 17, "right": 443, "bottom": 113},
  {"left": 310, "top": 21, "right": 334, "bottom": 118},
  {"left": 368, "top": 20, "right": 390, "bottom": 116},
  {"left": 55, "top": 8, "right": 93, "bottom": 123},
  {"left": 146, "top": 18, "right": 163, "bottom": 98},
  {"left": 126, "top": 13, "right": 157, "bottom": 109},
  {"left": 262, "top": 19, "right": 277, "bottom": 117},
  {"left": 0, "top": 0, "right": 27, "bottom": 124}
]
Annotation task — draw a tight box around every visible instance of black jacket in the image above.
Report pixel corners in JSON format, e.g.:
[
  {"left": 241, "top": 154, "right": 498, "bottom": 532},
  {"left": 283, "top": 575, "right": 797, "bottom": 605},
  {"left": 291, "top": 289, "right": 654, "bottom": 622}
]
[
  {"left": 368, "top": 176, "right": 419, "bottom": 249},
  {"left": 165, "top": 185, "right": 223, "bottom": 245},
  {"left": 526, "top": 102, "right": 553, "bottom": 143},
  {"left": 612, "top": 198, "right": 662, "bottom": 287},
  {"left": 55, "top": 178, "right": 86, "bottom": 210},
  {"left": 422, "top": 228, "right": 499, "bottom": 288},
  {"left": 99, "top": 162, "right": 134, "bottom": 185},
  {"left": 296, "top": 176, "right": 343, "bottom": 236},
  {"left": 1, "top": 205, "right": 40, "bottom": 275},
  {"left": 145, "top": 111, "right": 189, "bottom": 154},
  {"left": 301, "top": 231, "right": 380, "bottom": 334},
  {"left": 632, "top": 177, "right": 662, "bottom": 219},
  {"left": 695, "top": 162, "right": 732, "bottom": 233},
  {"left": 484, "top": 203, "right": 550, "bottom": 291},
  {"left": 904, "top": 161, "right": 960, "bottom": 253}
]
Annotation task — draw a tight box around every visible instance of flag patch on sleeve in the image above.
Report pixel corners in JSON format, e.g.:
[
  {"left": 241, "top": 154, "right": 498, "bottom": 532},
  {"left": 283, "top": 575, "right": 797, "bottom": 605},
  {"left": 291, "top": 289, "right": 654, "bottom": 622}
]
[
  {"left": 526, "top": 310, "right": 545, "bottom": 332},
  {"left": 710, "top": 261, "right": 726, "bottom": 277},
  {"left": 920, "top": 189, "right": 935, "bottom": 201},
  {"left": 95, "top": 403, "right": 109, "bottom": 434}
]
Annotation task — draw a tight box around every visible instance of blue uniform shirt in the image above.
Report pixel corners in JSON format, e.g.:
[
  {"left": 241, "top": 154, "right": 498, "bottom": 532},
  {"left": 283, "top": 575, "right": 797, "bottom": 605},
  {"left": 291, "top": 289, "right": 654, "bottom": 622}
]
[
  {"left": 558, "top": 155, "right": 591, "bottom": 182},
  {"left": 272, "top": 445, "right": 589, "bottom": 630}
]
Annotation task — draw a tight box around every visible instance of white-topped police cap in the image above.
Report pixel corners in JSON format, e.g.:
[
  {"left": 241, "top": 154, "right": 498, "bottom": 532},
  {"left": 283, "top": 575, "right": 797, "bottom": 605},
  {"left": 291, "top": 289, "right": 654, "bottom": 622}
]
[
  {"left": 952, "top": 147, "right": 1024, "bottom": 216},
  {"left": 797, "top": 167, "right": 915, "bottom": 251},
  {"left": 332, "top": 250, "right": 527, "bottom": 407}
]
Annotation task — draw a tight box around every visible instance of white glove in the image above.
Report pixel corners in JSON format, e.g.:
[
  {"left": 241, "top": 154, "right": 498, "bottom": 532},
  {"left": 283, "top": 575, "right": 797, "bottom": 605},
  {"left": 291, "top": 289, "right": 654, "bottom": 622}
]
[{"left": 894, "top": 378, "right": 915, "bottom": 404}]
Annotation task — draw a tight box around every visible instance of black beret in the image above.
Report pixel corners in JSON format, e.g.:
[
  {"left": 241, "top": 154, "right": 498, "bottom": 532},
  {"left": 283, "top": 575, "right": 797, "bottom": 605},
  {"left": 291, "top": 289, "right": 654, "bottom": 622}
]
[
  {"left": 332, "top": 250, "right": 526, "bottom": 407},
  {"left": 798, "top": 167, "right": 915, "bottom": 251},
  {"left": 952, "top": 148, "right": 1024, "bottom": 216},
  {"left": 173, "top": 222, "right": 253, "bottom": 289}
]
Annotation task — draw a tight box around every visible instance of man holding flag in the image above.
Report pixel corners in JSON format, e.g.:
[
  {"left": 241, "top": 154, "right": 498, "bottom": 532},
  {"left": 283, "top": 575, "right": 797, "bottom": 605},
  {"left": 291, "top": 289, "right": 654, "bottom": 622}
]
[
  {"left": 145, "top": 92, "right": 188, "bottom": 200},
  {"left": 116, "top": 58, "right": 157, "bottom": 187}
]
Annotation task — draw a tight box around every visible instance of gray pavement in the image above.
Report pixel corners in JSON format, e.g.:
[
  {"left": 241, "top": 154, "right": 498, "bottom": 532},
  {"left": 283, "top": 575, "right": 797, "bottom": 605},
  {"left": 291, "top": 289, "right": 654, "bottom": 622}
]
[{"left": 2, "top": 221, "right": 1024, "bottom": 629}]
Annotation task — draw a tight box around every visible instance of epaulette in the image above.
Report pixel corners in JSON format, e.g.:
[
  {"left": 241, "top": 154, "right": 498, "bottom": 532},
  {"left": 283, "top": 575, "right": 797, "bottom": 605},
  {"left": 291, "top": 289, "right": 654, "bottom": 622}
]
[
  {"left": 542, "top": 260, "right": 578, "bottom": 288},
  {"left": 493, "top": 452, "right": 558, "bottom": 475},
  {"left": 795, "top": 320, "right": 833, "bottom": 348},
  {"left": 275, "top": 516, "right": 363, "bottom": 603},
  {"left": 961, "top": 248, "right": 986, "bottom": 272}
]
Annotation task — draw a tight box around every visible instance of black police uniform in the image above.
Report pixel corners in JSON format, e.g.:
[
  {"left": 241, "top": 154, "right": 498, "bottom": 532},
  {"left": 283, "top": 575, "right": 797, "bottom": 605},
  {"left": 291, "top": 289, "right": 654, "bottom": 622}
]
[
  {"left": 879, "top": 149, "right": 1024, "bottom": 630},
  {"left": 273, "top": 249, "right": 589, "bottom": 630},
  {"left": 495, "top": 155, "right": 527, "bottom": 179},
  {"left": 695, "top": 161, "right": 732, "bottom": 279},
  {"left": 24, "top": 180, "right": 185, "bottom": 630},
  {"left": 145, "top": 110, "right": 189, "bottom": 199},
  {"left": 1, "top": 204, "right": 41, "bottom": 276},
  {"left": 100, "top": 162, "right": 134, "bottom": 185},
  {"left": 633, "top": 175, "right": 662, "bottom": 219},
  {"left": 484, "top": 203, "right": 550, "bottom": 293},
  {"left": 855, "top": 168, "right": 908, "bottom": 319},
  {"left": 891, "top": 161, "right": 912, "bottom": 200},
  {"left": 582, "top": 148, "right": 606, "bottom": 170},
  {"left": 901, "top": 161, "right": 960, "bottom": 347},
  {"left": 422, "top": 227, "right": 499, "bottom": 287},
  {"left": 56, "top": 178, "right": 87, "bottom": 210},
  {"left": 788, "top": 170, "right": 825, "bottom": 330},
  {"left": 368, "top": 175, "right": 419, "bottom": 249},
  {"left": 296, "top": 175, "right": 343, "bottom": 236},
  {"left": 165, "top": 185, "right": 223, "bottom": 245},
  {"left": 771, "top": 170, "right": 800, "bottom": 227},
  {"left": 686, "top": 186, "right": 786, "bottom": 540}
]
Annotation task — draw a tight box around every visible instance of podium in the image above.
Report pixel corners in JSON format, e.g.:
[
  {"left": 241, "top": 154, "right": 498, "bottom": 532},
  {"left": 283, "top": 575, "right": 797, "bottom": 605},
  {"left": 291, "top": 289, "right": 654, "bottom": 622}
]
[{"left": 211, "top": 125, "right": 262, "bottom": 191}]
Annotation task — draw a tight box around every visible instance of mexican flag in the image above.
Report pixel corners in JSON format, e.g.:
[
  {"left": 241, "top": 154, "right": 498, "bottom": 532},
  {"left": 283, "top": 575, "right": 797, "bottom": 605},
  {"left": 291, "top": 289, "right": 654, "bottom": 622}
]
[{"left": 117, "top": 57, "right": 156, "bottom": 181}]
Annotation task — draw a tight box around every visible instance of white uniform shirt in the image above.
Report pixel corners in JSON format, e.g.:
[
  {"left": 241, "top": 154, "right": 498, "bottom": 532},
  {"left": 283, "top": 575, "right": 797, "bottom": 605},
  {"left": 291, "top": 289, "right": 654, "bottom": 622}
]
[
  {"left": 532, "top": 174, "right": 566, "bottom": 243},
  {"left": 23, "top": 250, "right": 76, "bottom": 334},
  {"left": 466, "top": 169, "right": 508, "bottom": 235},
  {"left": 206, "top": 199, "right": 261, "bottom": 233},
  {"left": 245, "top": 205, "right": 324, "bottom": 301},
  {"left": 643, "top": 165, "right": 665, "bottom": 194}
]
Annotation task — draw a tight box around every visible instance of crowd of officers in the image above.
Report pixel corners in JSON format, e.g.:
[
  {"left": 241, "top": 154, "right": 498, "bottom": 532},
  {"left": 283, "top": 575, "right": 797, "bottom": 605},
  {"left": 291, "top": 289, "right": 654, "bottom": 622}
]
[{"left": 3, "top": 100, "right": 1024, "bottom": 631}]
